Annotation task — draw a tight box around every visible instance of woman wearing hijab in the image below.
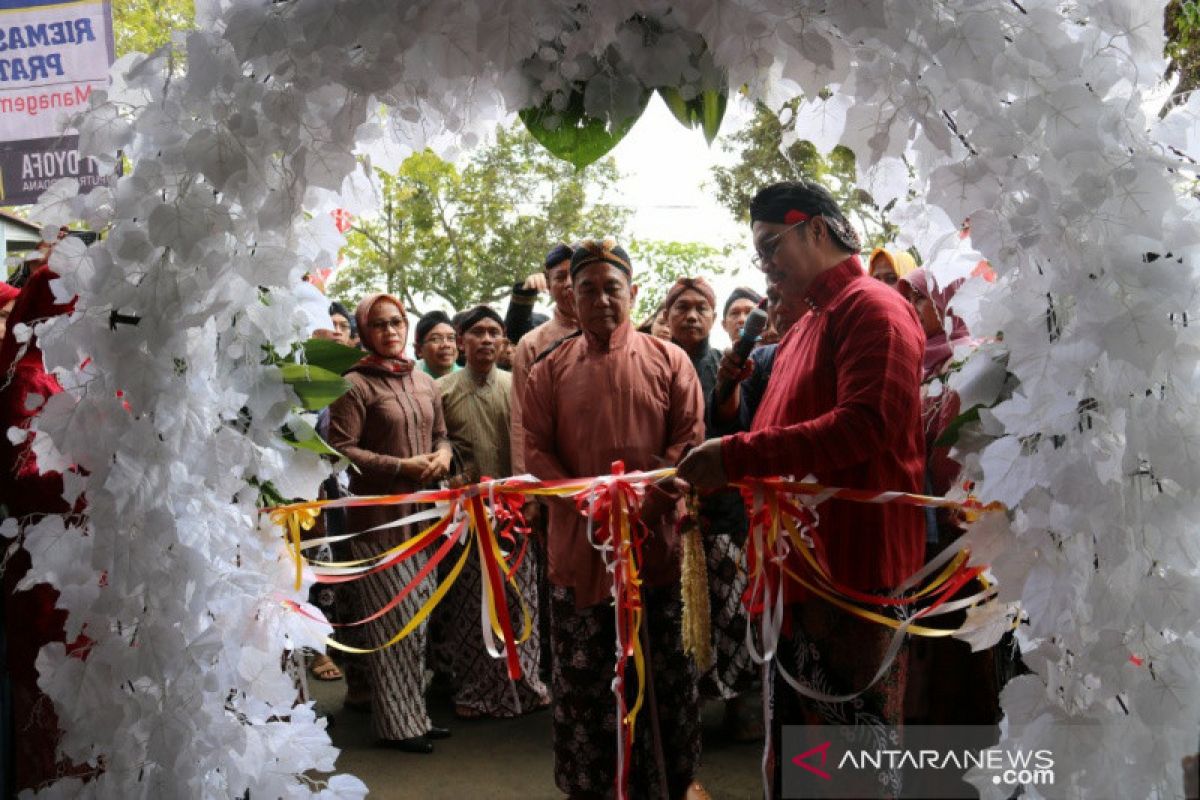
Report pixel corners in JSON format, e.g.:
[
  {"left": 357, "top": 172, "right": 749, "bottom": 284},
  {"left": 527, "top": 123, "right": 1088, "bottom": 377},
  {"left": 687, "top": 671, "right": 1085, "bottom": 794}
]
[
  {"left": 898, "top": 267, "right": 975, "bottom": 547},
  {"left": 903, "top": 269, "right": 972, "bottom": 382},
  {"left": 898, "top": 268, "right": 1000, "bottom": 731},
  {"left": 868, "top": 247, "right": 919, "bottom": 300},
  {"left": 326, "top": 293, "right": 455, "bottom": 753}
]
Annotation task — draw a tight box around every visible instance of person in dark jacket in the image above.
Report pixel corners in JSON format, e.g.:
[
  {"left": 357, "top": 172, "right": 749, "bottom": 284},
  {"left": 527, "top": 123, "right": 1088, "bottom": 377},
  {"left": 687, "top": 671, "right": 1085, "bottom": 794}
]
[
  {"left": 504, "top": 272, "right": 550, "bottom": 344},
  {"left": 664, "top": 277, "right": 761, "bottom": 740}
]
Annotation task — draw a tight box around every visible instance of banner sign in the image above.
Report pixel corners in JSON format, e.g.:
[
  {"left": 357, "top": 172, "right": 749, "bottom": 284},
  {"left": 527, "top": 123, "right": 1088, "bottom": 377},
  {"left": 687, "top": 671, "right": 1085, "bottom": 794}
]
[{"left": 0, "top": 0, "right": 115, "bottom": 205}]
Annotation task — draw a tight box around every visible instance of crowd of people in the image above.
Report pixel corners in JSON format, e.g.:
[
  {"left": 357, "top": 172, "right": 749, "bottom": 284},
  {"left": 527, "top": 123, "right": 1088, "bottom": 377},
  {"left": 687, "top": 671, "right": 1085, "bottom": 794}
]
[
  {"left": 0, "top": 180, "right": 1006, "bottom": 798},
  {"left": 292, "top": 179, "right": 1005, "bottom": 798}
]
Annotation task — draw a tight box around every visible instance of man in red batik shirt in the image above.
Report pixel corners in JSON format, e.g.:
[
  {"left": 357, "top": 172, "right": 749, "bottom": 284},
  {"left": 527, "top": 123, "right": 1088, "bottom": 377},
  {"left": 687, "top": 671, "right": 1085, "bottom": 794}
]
[{"left": 678, "top": 180, "right": 926, "bottom": 799}]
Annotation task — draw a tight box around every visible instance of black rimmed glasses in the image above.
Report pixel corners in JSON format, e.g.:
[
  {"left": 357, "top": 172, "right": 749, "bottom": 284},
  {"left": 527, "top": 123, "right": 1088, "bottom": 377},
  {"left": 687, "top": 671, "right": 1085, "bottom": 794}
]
[{"left": 751, "top": 217, "right": 810, "bottom": 271}]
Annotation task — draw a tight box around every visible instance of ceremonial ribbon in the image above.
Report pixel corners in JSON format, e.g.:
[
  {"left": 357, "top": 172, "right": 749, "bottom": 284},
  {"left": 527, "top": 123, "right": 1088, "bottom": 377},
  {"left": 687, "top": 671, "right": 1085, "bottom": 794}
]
[
  {"left": 269, "top": 506, "right": 320, "bottom": 589},
  {"left": 739, "top": 480, "right": 1002, "bottom": 703},
  {"left": 569, "top": 462, "right": 653, "bottom": 800},
  {"left": 467, "top": 488, "right": 533, "bottom": 681},
  {"left": 266, "top": 468, "right": 1012, "bottom": 800}
]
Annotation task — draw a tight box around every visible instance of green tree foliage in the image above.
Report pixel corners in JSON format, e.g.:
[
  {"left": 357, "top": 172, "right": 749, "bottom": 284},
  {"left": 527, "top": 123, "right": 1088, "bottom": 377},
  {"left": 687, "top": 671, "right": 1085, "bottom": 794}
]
[
  {"left": 627, "top": 238, "right": 732, "bottom": 322},
  {"left": 1166, "top": 0, "right": 1200, "bottom": 104},
  {"left": 709, "top": 98, "right": 894, "bottom": 248},
  {"left": 113, "top": 0, "right": 195, "bottom": 57},
  {"left": 331, "top": 124, "right": 630, "bottom": 313}
]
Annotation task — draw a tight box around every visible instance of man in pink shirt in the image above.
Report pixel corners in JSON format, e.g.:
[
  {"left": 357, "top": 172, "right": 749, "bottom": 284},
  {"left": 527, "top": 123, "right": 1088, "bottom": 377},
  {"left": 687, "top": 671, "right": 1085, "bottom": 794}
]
[
  {"left": 510, "top": 242, "right": 578, "bottom": 474},
  {"left": 679, "top": 181, "right": 926, "bottom": 798},
  {"left": 524, "top": 238, "right": 708, "bottom": 800},
  {"left": 510, "top": 242, "right": 579, "bottom": 680}
]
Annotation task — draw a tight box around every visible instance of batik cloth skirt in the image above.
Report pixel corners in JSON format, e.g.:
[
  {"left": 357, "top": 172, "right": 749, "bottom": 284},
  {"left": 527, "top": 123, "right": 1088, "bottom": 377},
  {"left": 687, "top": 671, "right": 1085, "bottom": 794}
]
[
  {"left": 348, "top": 534, "right": 436, "bottom": 741},
  {"left": 698, "top": 526, "right": 758, "bottom": 701},
  {"left": 550, "top": 583, "right": 701, "bottom": 799},
  {"left": 439, "top": 539, "right": 548, "bottom": 716},
  {"left": 768, "top": 597, "right": 909, "bottom": 800}
]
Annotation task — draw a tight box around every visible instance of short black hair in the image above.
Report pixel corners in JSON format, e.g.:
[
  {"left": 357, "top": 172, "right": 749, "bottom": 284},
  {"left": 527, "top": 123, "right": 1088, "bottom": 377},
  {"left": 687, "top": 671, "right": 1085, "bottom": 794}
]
[
  {"left": 722, "top": 287, "right": 763, "bottom": 318},
  {"left": 329, "top": 300, "right": 355, "bottom": 336},
  {"left": 415, "top": 310, "right": 454, "bottom": 346}
]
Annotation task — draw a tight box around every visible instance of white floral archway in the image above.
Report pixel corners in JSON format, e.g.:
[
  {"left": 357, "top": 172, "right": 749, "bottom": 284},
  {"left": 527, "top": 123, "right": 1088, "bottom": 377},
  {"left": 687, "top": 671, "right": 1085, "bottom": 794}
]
[{"left": 10, "top": 0, "right": 1200, "bottom": 796}]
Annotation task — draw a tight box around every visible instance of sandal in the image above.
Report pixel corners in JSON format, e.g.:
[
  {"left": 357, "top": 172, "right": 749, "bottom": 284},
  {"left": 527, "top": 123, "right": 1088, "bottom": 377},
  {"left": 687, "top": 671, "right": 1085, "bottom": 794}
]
[
  {"left": 309, "top": 654, "right": 344, "bottom": 682},
  {"left": 454, "top": 704, "right": 485, "bottom": 720}
]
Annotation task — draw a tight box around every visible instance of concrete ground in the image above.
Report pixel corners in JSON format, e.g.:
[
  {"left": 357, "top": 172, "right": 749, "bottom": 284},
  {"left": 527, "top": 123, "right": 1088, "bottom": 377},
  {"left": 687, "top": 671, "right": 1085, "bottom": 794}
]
[{"left": 310, "top": 674, "right": 763, "bottom": 799}]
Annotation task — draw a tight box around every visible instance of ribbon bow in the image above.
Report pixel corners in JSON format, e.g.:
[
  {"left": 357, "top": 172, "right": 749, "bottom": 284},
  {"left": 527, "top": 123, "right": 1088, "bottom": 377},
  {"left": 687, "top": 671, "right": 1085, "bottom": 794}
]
[{"left": 269, "top": 506, "right": 320, "bottom": 590}]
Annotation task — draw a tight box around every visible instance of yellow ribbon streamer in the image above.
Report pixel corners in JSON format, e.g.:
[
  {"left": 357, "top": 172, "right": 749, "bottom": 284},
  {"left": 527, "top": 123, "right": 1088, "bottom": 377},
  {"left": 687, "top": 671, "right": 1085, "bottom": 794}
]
[
  {"left": 323, "top": 537, "right": 473, "bottom": 655},
  {"left": 306, "top": 513, "right": 453, "bottom": 570},
  {"left": 469, "top": 496, "right": 535, "bottom": 648},
  {"left": 614, "top": 489, "right": 646, "bottom": 742},
  {"left": 770, "top": 499, "right": 991, "bottom": 637},
  {"left": 269, "top": 507, "right": 319, "bottom": 590}
]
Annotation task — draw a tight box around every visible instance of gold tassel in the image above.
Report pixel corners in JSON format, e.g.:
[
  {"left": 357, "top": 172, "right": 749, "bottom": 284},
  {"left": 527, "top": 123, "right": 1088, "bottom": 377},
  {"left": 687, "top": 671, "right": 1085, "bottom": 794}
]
[{"left": 679, "top": 490, "right": 712, "bottom": 672}]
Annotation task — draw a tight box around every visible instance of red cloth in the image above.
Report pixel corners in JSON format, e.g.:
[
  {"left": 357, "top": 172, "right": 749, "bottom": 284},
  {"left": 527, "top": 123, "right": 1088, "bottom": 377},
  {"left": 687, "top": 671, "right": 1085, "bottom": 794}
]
[
  {"left": 0, "top": 280, "right": 19, "bottom": 306},
  {"left": 0, "top": 264, "right": 90, "bottom": 791},
  {"left": 721, "top": 255, "right": 926, "bottom": 596},
  {"left": 0, "top": 265, "right": 76, "bottom": 515},
  {"left": 924, "top": 389, "right": 963, "bottom": 498}
]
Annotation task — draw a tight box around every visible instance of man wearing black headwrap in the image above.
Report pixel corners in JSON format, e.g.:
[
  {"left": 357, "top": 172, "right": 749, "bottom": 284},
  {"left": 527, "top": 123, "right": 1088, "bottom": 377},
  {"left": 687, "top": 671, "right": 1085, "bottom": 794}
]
[
  {"left": 679, "top": 180, "right": 926, "bottom": 799},
  {"left": 311, "top": 301, "right": 355, "bottom": 347},
  {"left": 504, "top": 242, "right": 576, "bottom": 343},
  {"left": 508, "top": 242, "right": 581, "bottom": 685},
  {"left": 435, "top": 305, "right": 550, "bottom": 720},
  {"left": 510, "top": 242, "right": 579, "bottom": 474},
  {"left": 720, "top": 286, "right": 763, "bottom": 342},
  {"left": 329, "top": 300, "right": 354, "bottom": 345}
]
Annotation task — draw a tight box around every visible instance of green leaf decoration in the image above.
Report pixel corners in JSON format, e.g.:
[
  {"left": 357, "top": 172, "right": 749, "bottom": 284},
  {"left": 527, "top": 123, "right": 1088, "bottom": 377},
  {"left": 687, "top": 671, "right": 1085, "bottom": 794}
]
[
  {"left": 659, "top": 86, "right": 691, "bottom": 127},
  {"left": 934, "top": 404, "right": 982, "bottom": 448},
  {"left": 249, "top": 476, "right": 288, "bottom": 508},
  {"left": 657, "top": 87, "right": 728, "bottom": 145},
  {"left": 281, "top": 363, "right": 352, "bottom": 411},
  {"left": 699, "top": 89, "right": 727, "bottom": 144},
  {"left": 282, "top": 416, "right": 343, "bottom": 458},
  {"left": 519, "top": 87, "right": 651, "bottom": 170},
  {"left": 301, "top": 337, "right": 362, "bottom": 376}
]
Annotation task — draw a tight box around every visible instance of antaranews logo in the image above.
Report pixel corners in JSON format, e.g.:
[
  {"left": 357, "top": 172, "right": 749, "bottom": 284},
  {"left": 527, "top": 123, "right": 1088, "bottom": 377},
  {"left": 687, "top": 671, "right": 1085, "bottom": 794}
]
[
  {"left": 791, "top": 741, "right": 832, "bottom": 781},
  {"left": 781, "top": 725, "right": 1058, "bottom": 799}
]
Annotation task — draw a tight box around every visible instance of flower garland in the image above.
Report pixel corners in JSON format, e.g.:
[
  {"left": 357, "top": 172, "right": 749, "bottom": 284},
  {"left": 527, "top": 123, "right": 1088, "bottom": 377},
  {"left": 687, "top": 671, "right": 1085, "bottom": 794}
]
[{"left": 12, "top": 1, "right": 1198, "bottom": 796}]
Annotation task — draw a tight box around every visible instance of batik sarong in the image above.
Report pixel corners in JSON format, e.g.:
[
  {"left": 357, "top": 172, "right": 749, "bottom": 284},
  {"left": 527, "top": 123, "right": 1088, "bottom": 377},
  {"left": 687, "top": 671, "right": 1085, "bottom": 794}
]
[{"left": 550, "top": 583, "right": 701, "bottom": 799}]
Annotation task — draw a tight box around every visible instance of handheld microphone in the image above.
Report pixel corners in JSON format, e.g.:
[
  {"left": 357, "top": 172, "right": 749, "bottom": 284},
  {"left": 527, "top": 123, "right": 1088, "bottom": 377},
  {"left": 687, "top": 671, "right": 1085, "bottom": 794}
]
[{"left": 716, "top": 298, "right": 768, "bottom": 405}]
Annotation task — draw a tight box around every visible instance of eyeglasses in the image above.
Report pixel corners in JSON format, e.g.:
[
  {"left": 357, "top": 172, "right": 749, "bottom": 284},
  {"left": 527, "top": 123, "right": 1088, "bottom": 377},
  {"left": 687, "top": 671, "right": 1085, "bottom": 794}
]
[
  {"left": 751, "top": 218, "right": 810, "bottom": 271},
  {"left": 367, "top": 316, "right": 405, "bottom": 332},
  {"left": 422, "top": 334, "right": 457, "bottom": 346}
]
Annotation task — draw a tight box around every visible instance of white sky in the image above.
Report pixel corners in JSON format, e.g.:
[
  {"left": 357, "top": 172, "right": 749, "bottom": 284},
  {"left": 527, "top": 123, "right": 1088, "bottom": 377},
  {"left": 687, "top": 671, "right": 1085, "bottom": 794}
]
[
  {"left": 575, "top": 93, "right": 763, "bottom": 348},
  {"left": 373, "top": 94, "right": 767, "bottom": 349}
]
